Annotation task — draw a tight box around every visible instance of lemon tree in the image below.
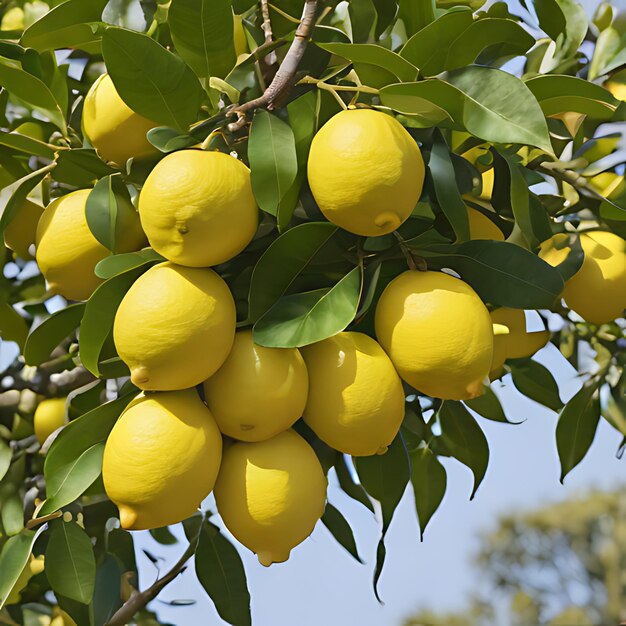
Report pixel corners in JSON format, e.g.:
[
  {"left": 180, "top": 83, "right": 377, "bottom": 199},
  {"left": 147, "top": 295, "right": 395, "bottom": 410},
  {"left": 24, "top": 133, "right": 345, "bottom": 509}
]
[{"left": 0, "top": 0, "right": 625, "bottom": 624}]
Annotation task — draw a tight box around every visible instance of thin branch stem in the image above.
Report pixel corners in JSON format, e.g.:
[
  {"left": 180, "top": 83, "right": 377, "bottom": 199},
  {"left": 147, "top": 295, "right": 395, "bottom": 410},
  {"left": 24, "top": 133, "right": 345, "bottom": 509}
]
[
  {"left": 260, "top": 0, "right": 277, "bottom": 66},
  {"left": 393, "top": 232, "right": 417, "bottom": 271},
  {"left": 106, "top": 526, "right": 202, "bottom": 626},
  {"left": 227, "top": 0, "right": 319, "bottom": 131}
]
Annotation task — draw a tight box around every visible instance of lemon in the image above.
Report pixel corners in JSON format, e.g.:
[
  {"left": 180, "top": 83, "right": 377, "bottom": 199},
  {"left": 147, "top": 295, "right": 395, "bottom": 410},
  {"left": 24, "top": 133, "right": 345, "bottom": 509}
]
[
  {"left": 307, "top": 109, "right": 424, "bottom": 236},
  {"left": 114, "top": 262, "right": 236, "bottom": 390},
  {"left": 83, "top": 73, "right": 157, "bottom": 166},
  {"left": 215, "top": 429, "right": 326, "bottom": 566},
  {"left": 540, "top": 231, "right": 626, "bottom": 324},
  {"left": 606, "top": 81, "right": 626, "bottom": 102},
  {"left": 489, "top": 308, "right": 550, "bottom": 378},
  {"left": 51, "top": 609, "right": 77, "bottom": 626},
  {"left": 36, "top": 189, "right": 145, "bottom": 301},
  {"left": 34, "top": 397, "right": 67, "bottom": 445},
  {"left": 138, "top": 150, "right": 258, "bottom": 267},
  {"left": 301, "top": 332, "right": 404, "bottom": 456},
  {"left": 479, "top": 168, "right": 495, "bottom": 199},
  {"left": 4, "top": 198, "right": 43, "bottom": 259},
  {"left": 103, "top": 390, "right": 222, "bottom": 530},
  {"left": 5, "top": 555, "right": 45, "bottom": 605},
  {"left": 1, "top": 7, "right": 24, "bottom": 30},
  {"left": 467, "top": 206, "right": 504, "bottom": 240},
  {"left": 204, "top": 330, "right": 308, "bottom": 442},
  {"left": 375, "top": 270, "right": 493, "bottom": 400}
]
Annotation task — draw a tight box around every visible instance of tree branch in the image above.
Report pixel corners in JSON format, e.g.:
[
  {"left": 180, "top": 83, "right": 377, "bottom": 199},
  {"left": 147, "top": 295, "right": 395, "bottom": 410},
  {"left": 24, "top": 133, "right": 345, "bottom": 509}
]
[
  {"left": 105, "top": 529, "right": 201, "bottom": 626},
  {"left": 260, "top": 0, "right": 277, "bottom": 66},
  {"left": 227, "top": 0, "right": 319, "bottom": 131}
]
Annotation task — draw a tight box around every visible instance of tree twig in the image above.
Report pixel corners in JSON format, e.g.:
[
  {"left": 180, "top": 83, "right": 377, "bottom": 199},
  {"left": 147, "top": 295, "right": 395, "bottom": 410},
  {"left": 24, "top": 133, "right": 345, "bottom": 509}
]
[
  {"left": 260, "top": 0, "right": 277, "bottom": 66},
  {"left": 105, "top": 527, "right": 201, "bottom": 626},
  {"left": 227, "top": 0, "right": 319, "bottom": 131}
]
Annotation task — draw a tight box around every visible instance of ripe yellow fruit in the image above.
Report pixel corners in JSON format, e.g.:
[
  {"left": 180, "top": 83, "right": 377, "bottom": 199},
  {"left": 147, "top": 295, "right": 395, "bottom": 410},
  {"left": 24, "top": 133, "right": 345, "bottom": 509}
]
[
  {"left": 138, "top": 150, "right": 258, "bottom": 267},
  {"left": 606, "top": 81, "right": 626, "bottom": 102},
  {"left": 479, "top": 168, "right": 494, "bottom": 199},
  {"left": 5, "top": 555, "right": 45, "bottom": 604},
  {"left": 467, "top": 206, "right": 504, "bottom": 241},
  {"left": 489, "top": 308, "right": 550, "bottom": 378},
  {"left": 103, "top": 390, "right": 222, "bottom": 530},
  {"left": 375, "top": 270, "right": 493, "bottom": 400},
  {"left": 301, "top": 332, "right": 404, "bottom": 456},
  {"left": 233, "top": 14, "right": 248, "bottom": 57},
  {"left": 4, "top": 198, "right": 43, "bottom": 259},
  {"left": 36, "top": 189, "right": 145, "bottom": 301},
  {"left": 215, "top": 429, "right": 327, "bottom": 566},
  {"left": 34, "top": 397, "right": 67, "bottom": 445},
  {"left": 51, "top": 609, "right": 77, "bottom": 626},
  {"left": 114, "top": 262, "right": 236, "bottom": 390},
  {"left": 83, "top": 73, "right": 157, "bottom": 166},
  {"left": 307, "top": 109, "right": 424, "bottom": 236},
  {"left": 1, "top": 7, "right": 24, "bottom": 30},
  {"left": 540, "top": 231, "right": 626, "bottom": 324},
  {"left": 204, "top": 330, "right": 308, "bottom": 442}
]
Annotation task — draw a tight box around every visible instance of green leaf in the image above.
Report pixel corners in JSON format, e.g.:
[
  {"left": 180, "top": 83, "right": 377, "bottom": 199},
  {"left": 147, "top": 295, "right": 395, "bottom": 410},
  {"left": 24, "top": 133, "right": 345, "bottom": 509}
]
[
  {"left": 0, "top": 130, "right": 55, "bottom": 159},
  {"left": 40, "top": 391, "right": 137, "bottom": 516},
  {"left": 149, "top": 526, "right": 178, "bottom": 545},
  {"left": 409, "top": 446, "right": 446, "bottom": 540},
  {"left": 253, "top": 266, "right": 361, "bottom": 348},
  {"left": 0, "top": 439, "right": 10, "bottom": 482},
  {"left": 556, "top": 380, "right": 601, "bottom": 482},
  {"left": 321, "top": 503, "right": 363, "bottom": 563},
  {"left": 0, "top": 487, "right": 23, "bottom": 537},
  {"left": 0, "top": 303, "right": 28, "bottom": 349},
  {"left": 508, "top": 358, "right": 563, "bottom": 412},
  {"left": 195, "top": 520, "right": 251, "bottom": 626},
  {"left": 315, "top": 43, "right": 418, "bottom": 82},
  {"left": 334, "top": 454, "right": 375, "bottom": 513},
  {"left": 24, "top": 303, "right": 85, "bottom": 366},
  {"left": 465, "top": 387, "right": 517, "bottom": 424},
  {"left": 92, "top": 554, "right": 122, "bottom": 626},
  {"left": 428, "top": 132, "right": 470, "bottom": 242},
  {"left": 95, "top": 249, "right": 163, "bottom": 280},
  {"left": 45, "top": 520, "right": 96, "bottom": 604},
  {"left": 247, "top": 222, "right": 338, "bottom": 322},
  {"left": 102, "top": 27, "right": 202, "bottom": 130},
  {"left": 20, "top": 0, "right": 107, "bottom": 52},
  {"left": 438, "top": 400, "right": 489, "bottom": 499},
  {"left": 400, "top": 8, "right": 474, "bottom": 75},
  {"left": 348, "top": 0, "right": 377, "bottom": 42},
  {"left": 79, "top": 265, "right": 150, "bottom": 377},
  {"left": 416, "top": 240, "right": 564, "bottom": 309},
  {"left": 0, "top": 58, "right": 66, "bottom": 132},
  {"left": 248, "top": 110, "right": 298, "bottom": 218},
  {"left": 169, "top": 0, "right": 236, "bottom": 80},
  {"left": 85, "top": 174, "right": 141, "bottom": 252},
  {"left": 398, "top": 0, "right": 436, "bottom": 36},
  {"left": 0, "top": 531, "right": 36, "bottom": 609},
  {"left": 525, "top": 75, "right": 617, "bottom": 119},
  {"left": 52, "top": 149, "right": 115, "bottom": 188},
  {"left": 146, "top": 126, "right": 197, "bottom": 153}
]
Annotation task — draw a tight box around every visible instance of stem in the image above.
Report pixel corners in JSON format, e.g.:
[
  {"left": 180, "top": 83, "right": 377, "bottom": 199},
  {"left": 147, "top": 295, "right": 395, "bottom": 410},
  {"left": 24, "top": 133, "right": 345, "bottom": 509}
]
[
  {"left": 317, "top": 82, "right": 348, "bottom": 110},
  {"left": 299, "top": 77, "right": 379, "bottom": 94},
  {"left": 260, "top": 0, "right": 277, "bottom": 66},
  {"left": 227, "top": 0, "right": 319, "bottom": 130},
  {"left": 106, "top": 527, "right": 202, "bottom": 626},
  {"left": 393, "top": 232, "right": 417, "bottom": 271}
]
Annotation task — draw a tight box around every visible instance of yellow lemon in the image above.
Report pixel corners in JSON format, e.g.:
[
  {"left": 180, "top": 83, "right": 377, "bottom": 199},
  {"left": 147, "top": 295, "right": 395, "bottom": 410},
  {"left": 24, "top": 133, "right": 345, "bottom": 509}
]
[
  {"left": 5, "top": 555, "right": 45, "bottom": 605},
  {"left": 138, "top": 150, "right": 258, "bottom": 267},
  {"left": 4, "top": 198, "right": 43, "bottom": 259},
  {"left": 103, "top": 390, "right": 222, "bottom": 530},
  {"left": 479, "top": 168, "right": 494, "bottom": 199},
  {"left": 51, "top": 609, "right": 77, "bottom": 626},
  {"left": 36, "top": 189, "right": 145, "bottom": 301},
  {"left": 467, "top": 206, "right": 504, "bottom": 241},
  {"left": 307, "top": 109, "right": 424, "bottom": 236},
  {"left": 1, "top": 7, "right": 24, "bottom": 30},
  {"left": 301, "top": 332, "right": 404, "bottom": 456},
  {"left": 82, "top": 73, "right": 158, "bottom": 166},
  {"left": 204, "top": 330, "right": 308, "bottom": 442},
  {"left": 606, "top": 81, "right": 626, "bottom": 102},
  {"left": 540, "top": 231, "right": 626, "bottom": 324},
  {"left": 215, "top": 429, "right": 327, "bottom": 566},
  {"left": 113, "top": 262, "right": 236, "bottom": 390},
  {"left": 375, "top": 270, "right": 493, "bottom": 400},
  {"left": 34, "top": 397, "right": 67, "bottom": 445}
]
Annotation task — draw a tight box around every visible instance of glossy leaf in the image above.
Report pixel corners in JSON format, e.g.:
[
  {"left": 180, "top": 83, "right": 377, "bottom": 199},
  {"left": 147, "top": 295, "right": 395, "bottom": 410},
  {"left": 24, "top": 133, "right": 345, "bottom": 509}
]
[
  {"left": 0, "top": 531, "right": 36, "bottom": 609},
  {"left": 321, "top": 503, "right": 363, "bottom": 563},
  {"left": 40, "top": 391, "right": 137, "bottom": 516},
  {"left": 398, "top": 0, "right": 435, "bottom": 36},
  {"left": 95, "top": 249, "right": 163, "bottom": 279},
  {"left": 248, "top": 110, "right": 298, "bottom": 218},
  {"left": 24, "top": 303, "right": 85, "bottom": 366},
  {"left": 416, "top": 240, "right": 564, "bottom": 309},
  {"left": 52, "top": 149, "right": 115, "bottom": 187},
  {"left": 247, "top": 222, "right": 338, "bottom": 322},
  {"left": 410, "top": 446, "right": 447, "bottom": 540},
  {"left": 438, "top": 401, "right": 489, "bottom": 499},
  {"left": 556, "top": 380, "right": 601, "bottom": 482},
  {"left": 0, "top": 303, "right": 28, "bottom": 349},
  {"left": 45, "top": 520, "right": 96, "bottom": 604},
  {"left": 465, "top": 387, "right": 518, "bottom": 424},
  {"left": 169, "top": 0, "right": 236, "bottom": 80},
  {"left": 253, "top": 266, "right": 361, "bottom": 348},
  {"left": 334, "top": 454, "right": 375, "bottom": 514},
  {"left": 509, "top": 358, "right": 563, "bottom": 412},
  {"left": 195, "top": 520, "right": 251, "bottom": 626},
  {"left": 102, "top": 27, "right": 202, "bottom": 130},
  {"left": 146, "top": 126, "right": 197, "bottom": 153}
]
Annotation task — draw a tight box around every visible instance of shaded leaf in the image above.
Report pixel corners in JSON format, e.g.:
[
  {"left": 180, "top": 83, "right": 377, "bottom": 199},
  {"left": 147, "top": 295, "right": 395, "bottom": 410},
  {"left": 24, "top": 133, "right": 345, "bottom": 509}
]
[
  {"left": 0, "top": 303, "right": 28, "bottom": 349},
  {"left": 95, "top": 249, "right": 163, "bottom": 280},
  {"left": 0, "top": 531, "right": 36, "bottom": 609},
  {"left": 52, "top": 149, "right": 115, "bottom": 188},
  {"left": 321, "top": 502, "right": 362, "bottom": 563},
  {"left": 465, "top": 387, "right": 517, "bottom": 424},
  {"left": 509, "top": 358, "right": 563, "bottom": 412},
  {"left": 334, "top": 454, "right": 374, "bottom": 513},
  {"left": 410, "top": 446, "right": 446, "bottom": 540},
  {"left": 0, "top": 439, "right": 10, "bottom": 482}
]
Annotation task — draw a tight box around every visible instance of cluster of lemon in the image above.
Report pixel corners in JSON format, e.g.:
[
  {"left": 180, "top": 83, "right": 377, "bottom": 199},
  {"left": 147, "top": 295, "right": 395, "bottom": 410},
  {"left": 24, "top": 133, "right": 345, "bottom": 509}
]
[{"left": 7, "top": 73, "right": 626, "bottom": 566}]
